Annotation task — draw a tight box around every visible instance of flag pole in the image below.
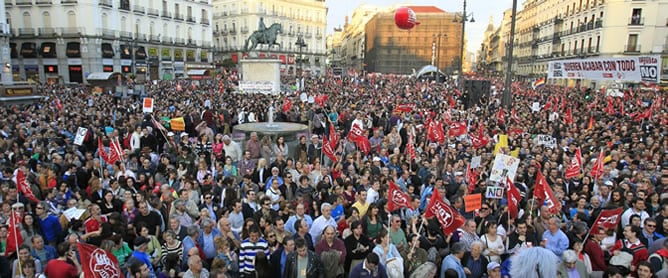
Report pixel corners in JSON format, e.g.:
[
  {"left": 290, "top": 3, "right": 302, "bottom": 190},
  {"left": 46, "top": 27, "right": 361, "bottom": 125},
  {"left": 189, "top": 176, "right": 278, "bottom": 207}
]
[{"left": 11, "top": 206, "right": 22, "bottom": 275}]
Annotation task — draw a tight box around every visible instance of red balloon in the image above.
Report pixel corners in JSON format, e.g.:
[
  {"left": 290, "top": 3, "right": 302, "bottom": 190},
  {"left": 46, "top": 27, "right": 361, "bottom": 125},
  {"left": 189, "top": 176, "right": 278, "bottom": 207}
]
[{"left": 394, "top": 7, "right": 420, "bottom": 30}]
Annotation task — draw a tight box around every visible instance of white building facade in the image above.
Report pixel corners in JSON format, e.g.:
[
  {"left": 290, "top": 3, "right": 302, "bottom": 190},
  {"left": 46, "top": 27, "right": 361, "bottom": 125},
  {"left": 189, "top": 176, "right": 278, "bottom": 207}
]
[
  {"left": 212, "top": 0, "right": 327, "bottom": 75},
  {"left": 6, "top": 0, "right": 213, "bottom": 83}
]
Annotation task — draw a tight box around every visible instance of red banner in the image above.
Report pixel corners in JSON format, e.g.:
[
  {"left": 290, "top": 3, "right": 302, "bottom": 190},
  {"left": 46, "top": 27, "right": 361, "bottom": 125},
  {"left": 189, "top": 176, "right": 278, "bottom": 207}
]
[
  {"left": 448, "top": 122, "right": 467, "bottom": 137},
  {"left": 564, "top": 148, "right": 582, "bottom": 179},
  {"left": 78, "top": 242, "right": 123, "bottom": 278},
  {"left": 16, "top": 170, "right": 40, "bottom": 203},
  {"left": 591, "top": 208, "right": 624, "bottom": 233},
  {"left": 590, "top": 150, "right": 605, "bottom": 179},
  {"left": 322, "top": 137, "right": 337, "bottom": 163},
  {"left": 328, "top": 124, "right": 339, "bottom": 150},
  {"left": 507, "top": 177, "right": 522, "bottom": 219},
  {"left": 282, "top": 98, "right": 292, "bottom": 113},
  {"left": 6, "top": 210, "right": 23, "bottom": 255},
  {"left": 426, "top": 118, "right": 445, "bottom": 144},
  {"left": 424, "top": 187, "right": 464, "bottom": 235},
  {"left": 533, "top": 171, "right": 561, "bottom": 215},
  {"left": 388, "top": 181, "right": 413, "bottom": 212}
]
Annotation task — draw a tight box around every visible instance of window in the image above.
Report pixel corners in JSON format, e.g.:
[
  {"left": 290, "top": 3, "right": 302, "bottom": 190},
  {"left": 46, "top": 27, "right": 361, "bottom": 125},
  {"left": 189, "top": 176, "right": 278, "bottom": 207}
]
[
  {"left": 631, "top": 9, "right": 642, "bottom": 25},
  {"left": 626, "top": 34, "right": 638, "bottom": 51}
]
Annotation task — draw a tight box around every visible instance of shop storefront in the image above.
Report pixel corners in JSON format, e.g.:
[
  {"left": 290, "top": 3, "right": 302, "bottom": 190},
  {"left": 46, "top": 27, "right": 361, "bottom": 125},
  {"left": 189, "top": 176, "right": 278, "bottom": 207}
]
[
  {"left": 66, "top": 42, "right": 83, "bottom": 83},
  {"left": 102, "top": 43, "right": 115, "bottom": 72}
]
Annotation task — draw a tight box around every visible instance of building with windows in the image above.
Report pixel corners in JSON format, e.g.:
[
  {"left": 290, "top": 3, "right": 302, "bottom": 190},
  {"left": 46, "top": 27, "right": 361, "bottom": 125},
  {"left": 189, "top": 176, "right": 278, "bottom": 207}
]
[
  {"left": 6, "top": 0, "right": 213, "bottom": 83},
  {"left": 364, "top": 6, "right": 463, "bottom": 75},
  {"left": 498, "top": 0, "right": 668, "bottom": 84},
  {"left": 212, "top": 0, "right": 327, "bottom": 75},
  {"left": 1, "top": 2, "right": 11, "bottom": 84}
]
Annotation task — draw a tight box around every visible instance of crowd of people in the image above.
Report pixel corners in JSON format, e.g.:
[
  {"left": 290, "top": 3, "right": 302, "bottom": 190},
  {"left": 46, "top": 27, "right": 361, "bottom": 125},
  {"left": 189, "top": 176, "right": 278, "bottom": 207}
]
[{"left": 0, "top": 69, "right": 666, "bottom": 278}]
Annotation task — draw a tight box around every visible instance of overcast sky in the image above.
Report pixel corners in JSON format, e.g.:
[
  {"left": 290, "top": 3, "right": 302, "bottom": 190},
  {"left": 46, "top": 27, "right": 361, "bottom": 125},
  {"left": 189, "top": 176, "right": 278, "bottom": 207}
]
[{"left": 325, "top": 0, "right": 515, "bottom": 53}]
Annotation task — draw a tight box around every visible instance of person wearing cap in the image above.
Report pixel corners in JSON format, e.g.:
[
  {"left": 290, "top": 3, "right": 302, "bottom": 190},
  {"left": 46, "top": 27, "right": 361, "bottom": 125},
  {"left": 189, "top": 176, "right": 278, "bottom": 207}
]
[
  {"left": 557, "top": 250, "right": 588, "bottom": 278},
  {"left": 486, "top": 262, "right": 501, "bottom": 278},
  {"left": 130, "top": 236, "right": 156, "bottom": 276}
]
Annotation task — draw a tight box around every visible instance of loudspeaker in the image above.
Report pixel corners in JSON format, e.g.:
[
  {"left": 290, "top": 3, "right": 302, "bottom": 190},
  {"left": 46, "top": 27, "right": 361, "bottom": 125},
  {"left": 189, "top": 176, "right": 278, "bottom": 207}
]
[{"left": 463, "top": 80, "right": 491, "bottom": 109}]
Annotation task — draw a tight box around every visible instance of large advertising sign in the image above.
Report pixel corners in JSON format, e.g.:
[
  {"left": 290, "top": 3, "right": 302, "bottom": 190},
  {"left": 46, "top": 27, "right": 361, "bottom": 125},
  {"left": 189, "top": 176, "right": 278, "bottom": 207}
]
[{"left": 548, "top": 55, "right": 661, "bottom": 82}]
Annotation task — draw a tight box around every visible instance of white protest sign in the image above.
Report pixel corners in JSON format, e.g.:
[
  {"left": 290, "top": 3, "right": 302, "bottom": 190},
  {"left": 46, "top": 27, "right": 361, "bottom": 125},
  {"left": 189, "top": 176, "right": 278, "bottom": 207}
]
[
  {"left": 489, "top": 154, "right": 520, "bottom": 182},
  {"left": 63, "top": 207, "right": 87, "bottom": 220},
  {"left": 471, "top": 156, "right": 482, "bottom": 169},
  {"left": 142, "top": 97, "right": 154, "bottom": 113},
  {"left": 74, "top": 127, "right": 88, "bottom": 146},
  {"left": 486, "top": 186, "right": 505, "bottom": 199},
  {"left": 531, "top": 102, "right": 541, "bottom": 112},
  {"left": 535, "top": 134, "right": 557, "bottom": 148}
]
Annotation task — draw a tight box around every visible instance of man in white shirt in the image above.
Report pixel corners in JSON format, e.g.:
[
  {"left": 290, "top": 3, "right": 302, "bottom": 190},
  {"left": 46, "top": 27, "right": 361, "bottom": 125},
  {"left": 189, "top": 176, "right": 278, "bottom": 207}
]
[
  {"left": 621, "top": 198, "right": 650, "bottom": 228},
  {"left": 309, "top": 202, "right": 337, "bottom": 244}
]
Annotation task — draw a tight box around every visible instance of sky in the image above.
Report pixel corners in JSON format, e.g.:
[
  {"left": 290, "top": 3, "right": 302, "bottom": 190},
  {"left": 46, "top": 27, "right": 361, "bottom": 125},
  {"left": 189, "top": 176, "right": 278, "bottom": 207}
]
[{"left": 326, "top": 0, "right": 515, "bottom": 53}]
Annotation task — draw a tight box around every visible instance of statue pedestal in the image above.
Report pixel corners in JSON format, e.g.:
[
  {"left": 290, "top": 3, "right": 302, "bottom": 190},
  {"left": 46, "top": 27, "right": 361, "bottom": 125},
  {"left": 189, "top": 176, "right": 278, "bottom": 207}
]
[{"left": 239, "top": 58, "right": 281, "bottom": 94}]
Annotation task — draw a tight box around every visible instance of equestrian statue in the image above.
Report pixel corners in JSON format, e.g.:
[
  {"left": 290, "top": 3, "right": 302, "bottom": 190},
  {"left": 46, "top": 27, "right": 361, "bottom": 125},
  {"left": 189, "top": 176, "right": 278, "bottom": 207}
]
[{"left": 244, "top": 18, "right": 282, "bottom": 53}]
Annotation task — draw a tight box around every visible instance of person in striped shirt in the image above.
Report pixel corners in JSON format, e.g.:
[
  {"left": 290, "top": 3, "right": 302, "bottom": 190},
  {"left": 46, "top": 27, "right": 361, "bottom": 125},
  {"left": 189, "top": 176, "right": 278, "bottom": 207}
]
[{"left": 239, "top": 224, "right": 270, "bottom": 277}]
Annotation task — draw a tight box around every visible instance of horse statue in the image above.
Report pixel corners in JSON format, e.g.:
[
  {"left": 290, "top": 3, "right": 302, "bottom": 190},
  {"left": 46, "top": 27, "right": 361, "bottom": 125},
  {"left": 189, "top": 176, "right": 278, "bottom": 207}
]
[{"left": 244, "top": 23, "right": 282, "bottom": 53}]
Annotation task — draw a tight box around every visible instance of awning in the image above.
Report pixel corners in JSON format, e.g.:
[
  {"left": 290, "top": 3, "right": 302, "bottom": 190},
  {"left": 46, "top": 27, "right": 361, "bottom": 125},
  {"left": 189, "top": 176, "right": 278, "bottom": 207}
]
[
  {"left": 20, "top": 42, "right": 37, "bottom": 58},
  {"left": 135, "top": 46, "right": 146, "bottom": 60},
  {"left": 120, "top": 45, "right": 132, "bottom": 59},
  {"left": 101, "top": 43, "right": 114, "bottom": 58},
  {"left": 66, "top": 42, "right": 81, "bottom": 58},
  {"left": 187, "top": 69, "right": 209, "bottom": 75},
  {"left": 41, "top": 42, "right": 57, "bottom": 58},
  {"left": 87, "top": 72, "right": 123, "bottom": 81}
]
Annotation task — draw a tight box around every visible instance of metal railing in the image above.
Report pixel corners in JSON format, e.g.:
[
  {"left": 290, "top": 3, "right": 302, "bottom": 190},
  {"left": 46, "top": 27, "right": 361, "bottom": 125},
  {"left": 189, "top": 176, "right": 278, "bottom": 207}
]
[
  {"left": 186, "top": 16, "right": 196, "bottom": 23},
  {"left": 133, "top": 5, "right": 145, "bottom": 13},
  {"left": 36, "top": 0, "right": 53, "bottom": 4},
  {"left": 161, "top": 11, "right": 172, "bottom": 18},
  {"left": 174, "top": 38, "right": 185, "bottom": 44},
  {"left": 119, "top": 31, "right": 132, "bottom": 38},
  {"left": 119, "top": 1, "right": 130, "bottom": 11},
  {"left": 241, "top": 27, "right": 248, "bottom": 34},
  {"left": 99, "top": 0, "right": 112, "bottom": 7},
  {"left": 38, "top": 27, "right": 58, "bottom": 36},
  {"left": 629, "top": 17, "right": 644, "bottom": 26},
  {"left": 62, "top": 0, "right": 78, "bottom": 3},
  {"left": 147, "top": 8, "right": 159, "bottom": 16},
  {"left": 174, "top": 13, "right": 184, "bottom": 21},
  {"left": 16, "top": 0, "right": 33, "bottom": 5},
  {"left": 201, "top": 18, "right": 209, "bottom": 25},
  {"left": 98, "top": 28, "right": 116, "bottom": 38},
  {"left": 61, "top": 27, "right": 82, "bottom": 37},
  {"left": 18, "top": 28, "right": 36, "bottom": 36},
  {"left": 150, "top": 34, "right": 160, "bottom": 42}
]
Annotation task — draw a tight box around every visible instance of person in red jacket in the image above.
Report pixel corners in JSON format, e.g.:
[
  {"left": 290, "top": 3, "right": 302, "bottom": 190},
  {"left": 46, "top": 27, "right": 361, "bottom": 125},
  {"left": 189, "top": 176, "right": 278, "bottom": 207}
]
[{"left": 610, "top": 225, "right": 649, "bottom": 272}]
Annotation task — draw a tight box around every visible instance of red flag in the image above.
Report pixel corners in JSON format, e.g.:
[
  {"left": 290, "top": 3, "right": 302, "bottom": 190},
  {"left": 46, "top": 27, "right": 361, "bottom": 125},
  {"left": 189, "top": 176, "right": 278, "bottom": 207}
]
[
  {"left": 315, "top": 94, "right": 328, "bottom": 107},
  {"left": 109, "top": 137, "right": 124, "bottom": 165},
  {"left": 424, "top": 187, "right": 465, "bottom": 235},
  {"left": 466, "top": 165, "right": 477, "bottom": 193},
  {"left": 388, "top": 181, "right": 414, "bottom": 212},
  {"left": 322, "top": 136, "right": 338, "bottom": 163},
  {"left": 395, "top": 104, "right": 414, "bottom": 113},
  {"left": 98, "top": 137, "right": 113, "bottom": 165},
  {"left": 77, "top": 242, "right": 123, "bottom": 278},
  {"left": 605, "top": 98, "right": 615, "bottom": 115},
  {"left": 564, "top": 108, "right": 574, "bottom": 125},
  {"left": 448, "top": 95, "right": 456, "bottom": 108},
  {"left": 16, "top": 170, "right": 40, "bottom": 203},
  {"left": 497, "top": 108, "right": 506, "bottom": 126},
  {"left": 6, "top": 210, "right": 23, "bottom": 256},
  {"left": 590, "top": 208, "right": 624, "bottom": 233},
  {"left": 282, "top": 98, "right": 292, "bottom": 113},
  {"left": 448, "top": 122, "right": 467, "bottom": 137},
  {"left": 533, "top": 171, "right": 561, "bottom": 214},
  {"left": 328, "top": 124, "right": 339, "bottom": 150},
  {"left": 347, "top": 123, "right": 365, "bottom": 142},
  {"left": 510, "top": 108, "right": 520, "bottom": 123},
  {"left": 54, "top": 97, "right": 64, "bottom": 111},
  {"left": 564, "top": 148, "right": 582, "bottom": 179},
  {"left": 590, "top": 150, "right": 605, "bottom": 179},
  {"left": 356, "top": 137, "right": 371, "bottom": 155},
  {"left": 507, "top": 177, "right": 522, "bottom": 219},
  {"left": 426, "top": 118, "right": 445, "bottom": 144},
  {"left": 406, "top": 133, "right": 416, "bottom": 161},
  {"left": 587, "top": 115, "right": 594, "bottom": 130}
]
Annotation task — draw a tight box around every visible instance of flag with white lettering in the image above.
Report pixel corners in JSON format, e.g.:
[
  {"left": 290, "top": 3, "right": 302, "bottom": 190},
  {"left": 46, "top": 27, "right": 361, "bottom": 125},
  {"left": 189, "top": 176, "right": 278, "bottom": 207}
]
[
  {"left": 387, "top": 181, "right": 413, "bottom": 212},
  {"left": 78, "top": 242, "right": 123, "bottom": 278},
  {"left": 424, "top": 187, "right": 464, "bottom": 235},
  {"left": 590, "top": 207, "right": 623, "bottom": 233},
  {"left": 507, "top": 177, "right": 522, "bottom": 219},
  {"left": 564, "top": 148, "right": 582, "bottom": 179}
]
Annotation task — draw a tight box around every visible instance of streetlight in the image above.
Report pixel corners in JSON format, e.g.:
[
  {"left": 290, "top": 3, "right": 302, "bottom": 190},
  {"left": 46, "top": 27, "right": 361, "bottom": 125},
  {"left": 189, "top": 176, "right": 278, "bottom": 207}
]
[
  {"left": 433, "top": 33, "right": 446, "bottom": 83},
  {"left": 453, "top": 0, "right": 474, "bottom": 94},
  {"left": 295, "top": 33, "right": 307, "bottom": 76},
  {"left": 502, "top": 0, "right": 519, "bottom": 109}
]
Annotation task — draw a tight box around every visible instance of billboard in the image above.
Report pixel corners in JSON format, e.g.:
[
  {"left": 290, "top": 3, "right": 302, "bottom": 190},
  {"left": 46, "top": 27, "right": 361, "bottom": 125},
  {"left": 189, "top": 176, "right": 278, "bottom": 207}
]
[{"left": 548, "top": 55, "right": 661, "bottom": 82}]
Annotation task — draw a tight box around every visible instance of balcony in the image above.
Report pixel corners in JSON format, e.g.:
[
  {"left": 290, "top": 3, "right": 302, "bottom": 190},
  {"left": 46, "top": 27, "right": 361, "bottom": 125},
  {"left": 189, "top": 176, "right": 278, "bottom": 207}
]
[
  {"left": 61, "top": 0, "right": 77, "bottom": 4},
  {"left": 163, "top": 36, "right": 173, "bottom": 44},
  {"left": 229, "top": 29, "right": 236, "bottom": 35},
  {"left": 38, "top": 27, "right": 58, "bottom": 37},
  {"left": 147, "top": 8, "right": 159, "bottom": 16},
  {"left": 119, "top": 31, "right": 132, "bottom": 39},
  {"left": 150, "top": 34, "right": 160, "bottom": 42},
  {"left": 99, "top": 28, "right": 116, "bottom": 39},
  {"left": 174, "top": 38, "right": 185, "bottom": 45},
  {"left": 315, "top": 33, "right": 322, "bottom": 39},
  {"left": 119, "top": 2, "right": 130, "bottom": 11},
  {"left": 305, "top": 32, "right": 312, "bottom": 38},
  {"left": 161, "top": 11, "right": 172, "bottom": 18},
  {"left": 137, "top": 33, "right": 148, "bottom": 42},
  {"left": 186, "top": 16, "right": 196, "bottom": 23},
  {"left": 241, "top": 27, "right": 248, "bottom": 34},
  {"left": 578, "top": 24, "right": 587, "bottom": 32},
  {"left": 16, "top": 0, "right": 32, "bottom": 5},
  {"left": 629, "top": 17, "right": 644, "bottom": 26},
  {"left": 5, "top": 1, "right": 11, "bottom": 6},
  {"left": 174, "top": 13, "right": 184, "bottom": 21},
  {"left": 221, "top": 30, "right": 228, "bottom": 35},
  {"left": 586, "top": 22, "right": 594, "bottom": 30},
  {"left": 201, "top": 18, "right": 209, "bottom": 25},
  {"left": 61, "top": 27, "right": 82, "bottom": 38},
  {"left": 624, "top": 44, "right": 641, "bottom": 53},
  {"left": 18, "top": 28, "right": 36, "bottom": 37},
  {"left": 595, "top": 19, "right": 603, "bottom": 29},
  {"left": 133, "top": 5, "right": 145, "bottom": 14},
  {"left": 36, "top": 0, "right": 53, "bottom": 5},
  {"left": 99, "top": 0, "right": 112, "bottom": 8}
]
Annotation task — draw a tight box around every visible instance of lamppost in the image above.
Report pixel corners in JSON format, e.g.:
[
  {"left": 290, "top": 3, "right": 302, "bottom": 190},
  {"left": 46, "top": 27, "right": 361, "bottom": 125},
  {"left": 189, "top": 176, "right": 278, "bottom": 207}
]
[
  {"left": 433, "top": 33, "right": 446, "bottom": 83},
  {"left": 295, "top": 33, "right": 307, "bottom": 76},
  {"left": 453, "top": 0, "right": 474, "bottom": 93},
  {"left": 502, "top": 0, "right": 519, "bottom": 108}
]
